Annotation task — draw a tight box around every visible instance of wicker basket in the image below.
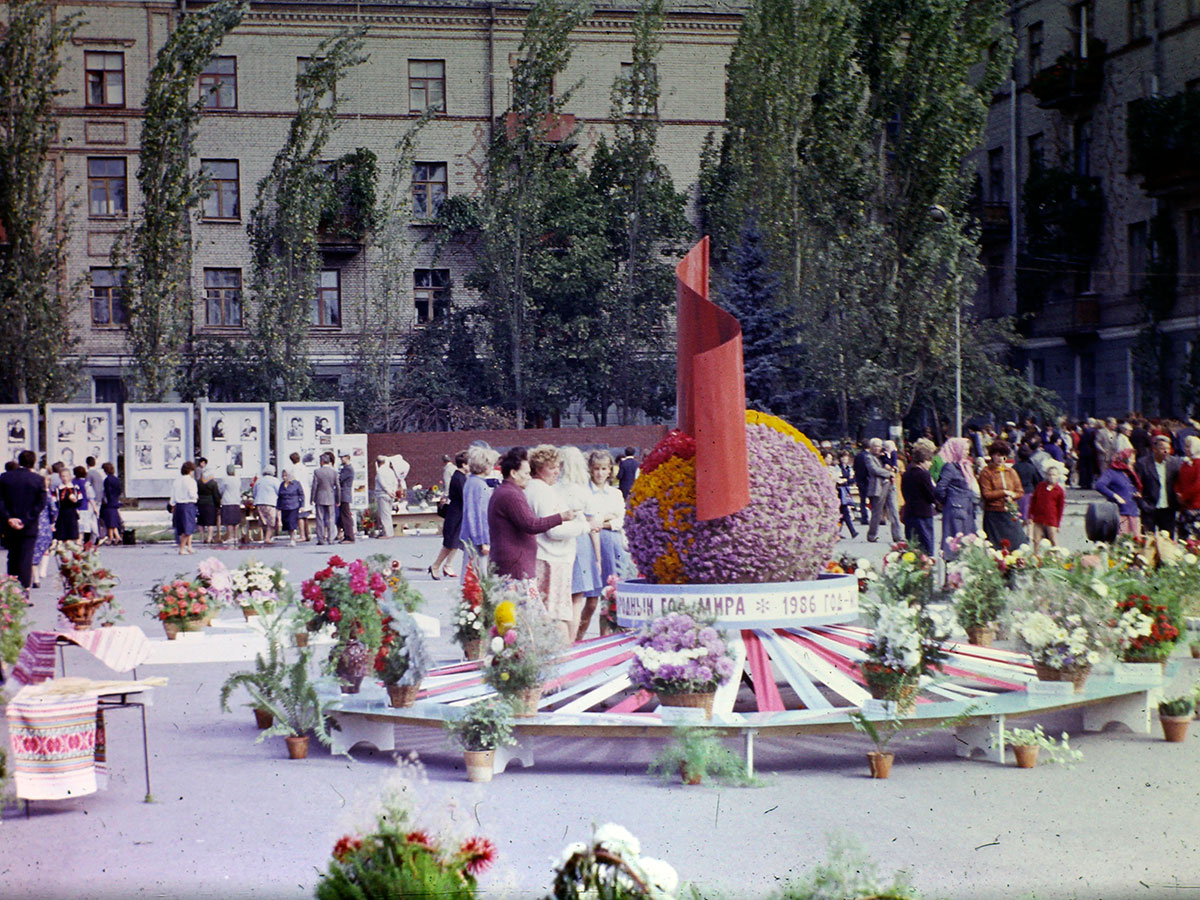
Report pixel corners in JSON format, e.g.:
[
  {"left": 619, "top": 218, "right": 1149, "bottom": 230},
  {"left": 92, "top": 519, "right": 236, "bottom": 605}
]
[
  {"left": 387, "top": 684, "right": 420, "bottom": 708},
  {"left": 514, "top": 684, "right": 543, "bottom": 717},
  {"left": 60, "top": 599, "right": 104, "bottom": 631},
  {"left": 656, "top": 690, "right": 715, "bottom": 719},
  {"left": 1033, "top": 662, "right": 1090, "bottom": 691},
  {"left": 866, "top": 679, "right": 918, "bottom": 714}
]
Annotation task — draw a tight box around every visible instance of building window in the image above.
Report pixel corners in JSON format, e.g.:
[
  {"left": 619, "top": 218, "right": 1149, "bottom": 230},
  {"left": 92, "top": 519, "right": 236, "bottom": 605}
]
[
  {"left": 620, "top": 61, "right": 658, "bottom": 114},
  {"left": 93, "top": 376, "right": 126, "bottom": 406},
  {"left": 408, "top": 60, "right": 445, "bottom": 113},
  {"left": 297, "top": 58, "right": 333, "bottom": 109},
  {"left": 88, "top": 157, "right": 127, "bottom": 217},
  {"left": 204, "top": 268, "right": 243, "bottom": 327},
  {"left": 1129, "top": 0, "right": 1147, "bottom": 41},
  {"left": 199, "top": 56, "right": 237, "bottom": 109},
  {"left": 987, "top": 147, "right": 1004, "bottom": 202},
  {"left": 1027, "top": 22, "right": 1043, "bottom": 81},
  {"left": 412, "top": 163, "right": 447, "bottom": 218},
  {"left": 90, "top": 268, "right": 126, "bottom": 326},
  {"left": 414, "top": 269, "right": 449, "bottom": 323},
  {"left": 313, "top": 270, "right": 341, "bottom": 327},
  {"left": 201, "top": 160, "right": 240, "bottom": 219},
  {"left": 1073, "top": 117, "right": 1091, "bottom": 176},
  {"left": 1129, "top": 222, "right": 1149, "bottom": 293},
  {"left": 986, "top": 254, "right": 1005, "bottom": 316},
  {"left": 85, "top": 51, "right": 125, "bottom": 107},
  {"left": 1027, "top": 132, "right": 1044, "bottom": 171}
]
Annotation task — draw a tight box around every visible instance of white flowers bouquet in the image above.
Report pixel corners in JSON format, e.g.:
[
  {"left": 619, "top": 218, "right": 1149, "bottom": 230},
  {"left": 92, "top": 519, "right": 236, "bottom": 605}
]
[
  {"left": 1007, "top": 567, "right": 1119, "bottom": 671},
  {"left": 551, "top": 823, "right": 679, "bottom": 900},
  {"left": 230, "top": 559, "right": 288, "bottom": 609}
]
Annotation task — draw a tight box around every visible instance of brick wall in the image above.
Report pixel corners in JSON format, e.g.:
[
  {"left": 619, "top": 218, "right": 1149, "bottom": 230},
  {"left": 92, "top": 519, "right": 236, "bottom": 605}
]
[{"left": 367, "top": 423, "right": 667, "bottom": 488}]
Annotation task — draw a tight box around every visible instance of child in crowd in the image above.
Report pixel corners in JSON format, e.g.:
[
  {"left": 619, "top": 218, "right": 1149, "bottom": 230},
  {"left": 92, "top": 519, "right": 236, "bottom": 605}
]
[{"left": 1029, "top": 461, "right": 1066, "bottom": 546}]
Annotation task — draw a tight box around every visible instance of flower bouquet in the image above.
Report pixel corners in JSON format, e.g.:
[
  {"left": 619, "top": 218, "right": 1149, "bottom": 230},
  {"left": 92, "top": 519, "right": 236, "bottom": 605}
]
[
  {"left": 301, "top": 555, "right": 387, "bottom": 692},
  {"left": 481, "top": 592, "right": 565, "bottom": 715},
  {"left": 628, "top": 610, "right": 736, "bottom": 719},
  {"left": 231, "top": 559, "right": 289, "bottom": 618},
  {"left": 550, "top": 823, "right": 680, "bottom": 900},
  {"left": 196, "top": 556, "right": 234, "bottom": 614},
  {"left": 0, "top": 575, "right": 30, "bottom": 665},
  {"left": 148, "top": 576, "right": 213, "bottom": 639},
  {"left": 1114, "top": 593, "right": 1179, "bottom": 664},
  {"left": 366, "top": 554, "right": 423, "bottom": 612},
  {"left": 452, "top": 551, "right": 499, "bottom": 659},
  {"left": 946, "top": 533, "right": 1011, "bottom": 643},
  {"left": 357, "top": 506, "right": 377, "bottom": 536},
  {"left": 55, "top": 541, "right": 118, "bottom": 630},
  {"left": 375, "top": 608, "right": 432, "bottom": 707},
  {"left": 598, "top": 574, "right": 622, "bottom": 636}
]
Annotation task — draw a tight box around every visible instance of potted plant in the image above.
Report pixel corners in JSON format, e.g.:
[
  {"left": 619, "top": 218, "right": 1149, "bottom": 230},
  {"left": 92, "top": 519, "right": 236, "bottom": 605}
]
[
  {"left": 0, "top": 575, "right": 30, "bottom": 670},
  {"left": 452, "top": 547, "right": 498, "bottom": 660},
  {"left": 366, "top": 553, "right": 424, "bottom": 612},
  {"left": 849, "top": 704, "right": 977, "bottom": 779},
  {"left": 1008, "top": 559, "right": 1119, "bottom": 691},
  {"left": 628, "top": 610, "right": 737, "bottom": 719},
  {"left": 196, "top": 556, "right": 234, "bottom": 621},
  {"left": 1159, "top": 695, "right": 1195, "bottom": 743},
  {"left": 1192, "top": 639, "right": 1200, "bottom": 660},
  {"left": 231, "top": 559, "right": 290, "bottom": 620},
  {"left": 858, "top": 547, "right": 950, "bottom": 712},
  {"left": 301, "top": 556, "right": 386, "bottom": 693},
  {"left": 549, "top": 824, "right": 678, "bottom": 899},
  {"left": 445, "top": 696, "right": 516, "bottom": 782},
  {"left": 946, "top": 533, "right": 1010, "bottom": 644},
  {"left": 1114, "top": 593, "right": 1180, "bottom": 668},
  {"left": 55, "top": 541, "right": 118, "bottom": 630},
  {"left": 252, "top": 648, "right": 335, "bottom": 759},
  {"left": 993, "top": 724, "right": 1082, "bottom": 768},
  {"left": 648, "top": 726, "right": 754, "bottom": 786},
  {"left": 148, "top": 575, "right": 212, "bottom": 639},
  {"left": 375, "top": 608, "right": 432, "bottom": 708},
  {"left": 481, "top": 593, "right": 566, "bottom": 716},
  {"left": 219, "top": 596, "right": 294, "bottom": 730}
]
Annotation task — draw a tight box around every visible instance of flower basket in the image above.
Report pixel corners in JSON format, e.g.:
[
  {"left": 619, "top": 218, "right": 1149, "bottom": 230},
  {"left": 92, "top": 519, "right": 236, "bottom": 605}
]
[
  {"left": 514, "top": 684, "right": 543, "bottom": 718},
  {"left": 60, "top": 599, "right": 104, "bottom": 630},
  {"left": 966, "top": 625, "right": 996, "bottom": 647},
  {"left": 179, "top": 616, "right": 205, "bottom": 633},
  {"left": 463, "top": 637, "right": 483, "bottom": 661},
  {"left": 656, "top": 690, "right": 715, "bottom": 719},
  {"left": 865, "top": 677, "right": 918, "bottom": 715},
  {"left": 387, "top": 684, "right": 420, "bottom": 708},
  {"left": 1032, "top": 662, "right": 1090, "bottom": 691}
]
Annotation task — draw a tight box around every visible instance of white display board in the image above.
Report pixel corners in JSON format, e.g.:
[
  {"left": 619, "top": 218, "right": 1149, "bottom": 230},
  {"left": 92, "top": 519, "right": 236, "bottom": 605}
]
[
  {"left": 199, "top": 401, "right": 270, "bottom": 486},
  {"left": 123, "top": 402, "right": 195, "bottom": 498},
  {"left": 0, "top": 405, "right": 39, "bottom": 464},
  {"left": 46, "top": 404, "right": 117, "bottom": 472},
  {"left": 275, "top": 401, "right": 344, "bottom": 473},
  {"left": 333, "top": 433, "right": 370, "bottom": 510}
]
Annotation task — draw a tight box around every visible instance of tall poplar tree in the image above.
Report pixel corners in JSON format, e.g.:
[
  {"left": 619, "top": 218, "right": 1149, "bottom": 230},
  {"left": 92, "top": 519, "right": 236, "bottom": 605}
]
[
  {"left": 0, "top": 0, "right": 80, "bottom": 404},
  {"left": 118, "top": 0, "right": 248, "bottom": 400}
]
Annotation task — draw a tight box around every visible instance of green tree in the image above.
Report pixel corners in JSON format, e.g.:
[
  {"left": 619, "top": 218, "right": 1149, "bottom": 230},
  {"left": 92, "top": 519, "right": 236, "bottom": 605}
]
[
  {"left": 0, "top": 0, "right": 80, "bottom": 404},
  {"left": 467, "top": 0, "right": 595, "bottom": 427},
  {"left": 245, "top": 28, "right": 367, "bottom": 402},
  {"left": 584, "top": 0, "right": 688, "bottom": 424},
  {"left": 116, "top": 0, "right": 247, "bottom": 400}
]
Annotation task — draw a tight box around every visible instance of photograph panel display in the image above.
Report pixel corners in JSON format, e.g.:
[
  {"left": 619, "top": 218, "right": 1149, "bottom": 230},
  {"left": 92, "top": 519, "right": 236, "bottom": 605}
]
[
  {"left": 45, "top": 404, "right": 117, "bottom": 472},
  {"left": 0, "top": 405, "right": 39, "bottom": 464},
  {"left": 122, "top": 403, "right": 195, "bottom": 498},
  {"left": 275, "top": 402, "right": 344, "bottom": 494},
  {"left": 199, "top": 402, "right": 269, "bottom": 486}
]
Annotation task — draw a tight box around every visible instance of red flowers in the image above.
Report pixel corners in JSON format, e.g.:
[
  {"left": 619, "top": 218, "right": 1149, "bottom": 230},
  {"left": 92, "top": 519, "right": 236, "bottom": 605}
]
[
  {"left": 641, "top": 429, "right": 696, "bottom": 475},
  {"left": 329, "top": 555, "right": 348, "bottom": 569},
  {"left": 462, "top": 563, "right": 483, "bottom": 608},
  {"left": 328, "top": 607, "right": 343, "bottom": 623},
  {"left": 459, "top": 836, "right": 496, "bottom": 875},
  {"left": 331, "top": 834, "right": 363, "bottom": 862}
]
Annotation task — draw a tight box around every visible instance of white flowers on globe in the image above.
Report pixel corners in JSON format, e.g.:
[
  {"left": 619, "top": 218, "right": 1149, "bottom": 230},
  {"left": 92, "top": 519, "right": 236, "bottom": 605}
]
[
  {"left": 552, "top": 823, "right": 679, "bottom": 900},
  {"left": 871, "top": 602, "right": 924, "bottom": 672}
]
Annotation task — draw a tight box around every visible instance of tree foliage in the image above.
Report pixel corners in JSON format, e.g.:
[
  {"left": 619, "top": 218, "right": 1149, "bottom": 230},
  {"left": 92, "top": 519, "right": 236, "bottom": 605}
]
[
  {"left": 244, "top": 28, "right": 367, "bottom": 402},
  {"left": 116, "top": 0, "right": 247, "bottom": 400},
  {"left": 0, "top": 0, "right": 81, "bottom": 404}
]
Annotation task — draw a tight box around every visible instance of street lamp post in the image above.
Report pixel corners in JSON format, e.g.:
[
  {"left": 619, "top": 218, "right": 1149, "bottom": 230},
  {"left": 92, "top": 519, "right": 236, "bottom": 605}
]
[{"left": 929, "top": 204, "right": 962, "bottom": 437}]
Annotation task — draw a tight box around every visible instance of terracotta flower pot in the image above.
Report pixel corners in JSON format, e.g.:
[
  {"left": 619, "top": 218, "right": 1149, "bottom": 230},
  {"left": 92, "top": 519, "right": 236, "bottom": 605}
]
[
  {"left": 966, "top": 625, "right": 995, "bottom": 647},
  {"left": 679, "top": 763, "right": 702, "bottom": 785},
  {"left": 867, "top": 750, "right": 894, "bottom": 779},
  {"left": 285, "top": 735, "right": 309, "bottom": 759},
  {"left": 293, "top": 632, "right": 309, "bottom": 648},
  {"left": 242, "top": 606, "right": 258, "bottom": 622},
  {"left": 253, "top": 707, "right": 274, "bottom": 730},
  {"left": 1161, "top": 715, "right": 1191, "bottom": 743},
  {"left": 463, "top": 638, "right": 482, "bottom": 661},
  {"left": 656, "top": 690, "right": 715, "bottom": 719},
  {"left": 1190, "top": 644, "right": 1200, "bottom": 660},
  {"left": 1012, "top": 744, "right": 1039, "bottom": 768},
  {"left": 387, "top": 683, "right": 420, "bottom": 708},
  {"left": 464, "top": 749, "right": 495, "bottom": 782},
  {"left": 514, "top": 684, "right": 543, "bottom": 718}
]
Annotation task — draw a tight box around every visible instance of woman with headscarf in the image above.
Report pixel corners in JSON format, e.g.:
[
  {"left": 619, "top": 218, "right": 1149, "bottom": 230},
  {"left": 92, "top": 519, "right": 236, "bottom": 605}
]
[
  {"left": 1095, "top": 448, "right": 1142, "bottom": 536},
  {"left": 934, "top": 436, "right": 979, "bottom": 559},
  {"left": 978, "top": 440, "right": 1027, "bottom": 549}
]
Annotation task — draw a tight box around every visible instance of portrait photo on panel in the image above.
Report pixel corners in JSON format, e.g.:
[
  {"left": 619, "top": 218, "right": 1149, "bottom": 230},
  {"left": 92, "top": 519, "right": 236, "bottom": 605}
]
[
  {"left": 211, "top": 416, "right": 226, "bottom": 441},
  {"left": 241, "top": 417, "right": 258, "bottom": 440},
  {"left": 227, "top": 443, "right": 244, "bottom": 468},
  {"left": 314, "top": 415, "right": 331, "bottom": 438},
  {"left": 135, "top": 418, "right": 153, "bottom": 441},
  {"left": 164, "top": 444, "right": 182, "bottom": 469},
  {"left": 135, "top": 444, "right": 152, "bottom": 469},
  {"left": 89, "top": 445, "right": 103, "bottom": 463},
  {"left": 287, "top": 417, "right": 304, "bottom": 440},
  {"left": 301, "top": 447, "right": 316, "bottom": 466},
  {"left": 7, "top": 418, "right": 25, "bottom": 443},
  {"left": 87, "top": 415, "right": 105, "bottom": 441},
  {"left": 165, "top": 418, "right": 181, "bottom": 442},
  {"left": 60, "top": 446, "right": 75, "bottom": 468},
  {"left": 57, "top": 418, "right": 76, "bottom": 441}
]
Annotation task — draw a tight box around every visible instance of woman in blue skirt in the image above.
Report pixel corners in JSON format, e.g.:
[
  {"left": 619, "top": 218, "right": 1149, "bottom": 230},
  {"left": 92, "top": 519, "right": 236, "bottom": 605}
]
[{"left": 578, "top": 450, "right": 630, "bottom": 640}]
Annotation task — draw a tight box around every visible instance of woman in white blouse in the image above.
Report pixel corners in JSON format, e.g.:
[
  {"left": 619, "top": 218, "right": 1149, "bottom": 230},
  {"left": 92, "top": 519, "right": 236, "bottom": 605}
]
[
  {"left": 170, "top": 460, "right": 200, "bottom": 555},
  {"left": 561, "top": 446, "right": 602, "bottom": 637},
  {"left": 525, "top": 444, "right": 588, "bottom": 644},
  {"left": 577, "top": 449, "right": 630, "bottom": 639}
]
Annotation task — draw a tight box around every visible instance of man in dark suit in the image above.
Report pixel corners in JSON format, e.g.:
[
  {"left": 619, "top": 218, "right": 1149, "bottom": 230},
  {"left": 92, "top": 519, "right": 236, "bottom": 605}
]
[
  {"left": 852, "top": 445, "right": 871, "bottom": 524},
  {"left": 336, "top": 452, "right": 356, "bottom": 543},
  {"left": 616, "top": 447, "right": 639, "bottom": 501},
  {"left": 0, "top": 450, "right": 46, "bottom": 588},
  {"left": 1136, "top": 434, "right": 1181, "bottom": 536}
]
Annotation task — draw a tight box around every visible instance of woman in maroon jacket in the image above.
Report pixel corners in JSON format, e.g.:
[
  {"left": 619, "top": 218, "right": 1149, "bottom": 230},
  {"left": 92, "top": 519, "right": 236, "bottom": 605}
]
[{"left": 486, "top": 447, "right": 577, "bottom": 580}]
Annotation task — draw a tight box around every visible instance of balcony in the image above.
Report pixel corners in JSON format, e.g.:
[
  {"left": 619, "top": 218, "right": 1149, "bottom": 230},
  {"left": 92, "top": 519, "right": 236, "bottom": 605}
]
[
  {"left": 972, "top": 200, "right": 1012, "bottom": 244},
  {"left": 1022, "top": 167, "right": 1103, "bottom": 263},
  {"left": 318, "top": 148, "right": 378, "bottom": 254},
  {"left": 1128, "top": 91, "right": 1200, "bottom": 197},
  {"left": 504, "top": 111, "right": 577, "bottom": 144},
  {"left": 1030, "top": 40, "right": 1105, "bottom": 111}
]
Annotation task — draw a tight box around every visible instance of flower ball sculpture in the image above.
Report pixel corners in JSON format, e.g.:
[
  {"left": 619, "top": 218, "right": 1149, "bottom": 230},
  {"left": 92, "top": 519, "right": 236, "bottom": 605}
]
[{"left": 627, "top": 410, "right": 839, "bottom": 584}]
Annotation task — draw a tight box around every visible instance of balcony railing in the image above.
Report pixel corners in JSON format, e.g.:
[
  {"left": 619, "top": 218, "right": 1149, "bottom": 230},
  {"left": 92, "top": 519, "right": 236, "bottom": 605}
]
[
  {"left": 1128, "top": 91, "right": 1200, "bottom": 197},
  {"left": 1030, "top": 40, "right": 1105, "bottom": 110}
]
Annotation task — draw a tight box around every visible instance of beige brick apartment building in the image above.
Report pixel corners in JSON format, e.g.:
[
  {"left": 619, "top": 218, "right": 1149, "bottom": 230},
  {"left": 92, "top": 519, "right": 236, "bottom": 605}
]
[
  {"left": 970, "top": 0, "right": 1200, "bottom": 418},
  {"left": 61, "top": 0, "right": 743, "bottom": 404}
]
